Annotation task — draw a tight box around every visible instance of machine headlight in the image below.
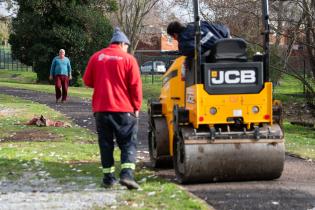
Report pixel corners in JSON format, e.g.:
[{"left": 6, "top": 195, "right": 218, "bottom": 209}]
[
  {"left": 210, "top": 107, "right": 217, "bottom": 115},
  {"left": 252, "top": 106, "right": 260, "bottom": 114}
]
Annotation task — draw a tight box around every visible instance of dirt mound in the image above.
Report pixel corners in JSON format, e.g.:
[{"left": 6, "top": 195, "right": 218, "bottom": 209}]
[
  {"left": 284, "top": 102, "right": 315, "bottom": 127},
  {"left": 1, "top": 129, "right": 60, "bottom": 142}
]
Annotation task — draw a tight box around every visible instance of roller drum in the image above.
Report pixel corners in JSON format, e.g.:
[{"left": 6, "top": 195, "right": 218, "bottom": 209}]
[
  {"left": 148, "top": 117, "right": 172, "bottom": 168},
  {"left": 174, "top": 139, "right": 285, "bottom": 183}
]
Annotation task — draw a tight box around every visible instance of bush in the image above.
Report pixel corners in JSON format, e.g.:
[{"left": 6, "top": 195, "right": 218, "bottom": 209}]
[{"left": 9, "top": 1, "right": 113, "bottom": 86}]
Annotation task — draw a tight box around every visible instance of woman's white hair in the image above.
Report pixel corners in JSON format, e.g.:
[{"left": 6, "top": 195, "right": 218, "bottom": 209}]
[{"left": 59, "top": 49, "right": 65, "bottom": 54}]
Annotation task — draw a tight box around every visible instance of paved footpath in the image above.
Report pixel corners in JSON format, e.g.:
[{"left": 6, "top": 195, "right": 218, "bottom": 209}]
[{"left": 1, "top": 86, "right": 315, "bottom": 210}]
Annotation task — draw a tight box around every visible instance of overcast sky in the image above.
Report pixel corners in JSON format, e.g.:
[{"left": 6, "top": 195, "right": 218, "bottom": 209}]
[
  {"left": 0, "top": 2, "right": 15, "bottom": 17},
  {"left": 162, "top": 0, "right": 213, "bottom": 23}
]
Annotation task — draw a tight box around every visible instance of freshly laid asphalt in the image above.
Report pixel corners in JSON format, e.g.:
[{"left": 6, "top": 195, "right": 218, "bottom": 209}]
[{"left": 1, "top": 86, "right": 315, "bottom": 210}]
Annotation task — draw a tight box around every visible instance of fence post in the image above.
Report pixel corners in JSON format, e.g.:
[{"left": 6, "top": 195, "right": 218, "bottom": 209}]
[
  {"left": 151, "top": 62, "right": 154, "bottom": 84},
  {"left": 3, "top": 51, "right": 7, "bottom": 68},
  {"left": 0, "top": 48, "right": 2, "bottom": 69},
  {"left": 303, "top": 59, "right": 306, "bottom": 97},
  {"left": 11, "top": 53, "right": 13, "bottom": 70}
]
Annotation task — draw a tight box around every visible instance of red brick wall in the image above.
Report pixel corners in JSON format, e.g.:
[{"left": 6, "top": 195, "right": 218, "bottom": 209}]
[
  {"left": 137, "top": 35, "right": 160, "bottom": 51},
  {"left": 136, "top": 33, "right": 178, "bottom": 51},
  {"left": 161, "top": 34, "right": 178, "bottom": 51}
]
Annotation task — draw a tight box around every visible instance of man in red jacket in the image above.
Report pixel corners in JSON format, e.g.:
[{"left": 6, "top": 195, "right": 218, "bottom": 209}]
[{"left": 83, "top": 28, "right": 142, "bottom": 190}]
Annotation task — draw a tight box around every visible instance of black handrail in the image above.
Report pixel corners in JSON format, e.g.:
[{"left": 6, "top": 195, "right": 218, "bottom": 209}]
[
  {"left": 193, "top": 0, "right": 201, "bottom": 83},
  {"left": 262, "top": 0, "right": 270, "bottom": 81}
]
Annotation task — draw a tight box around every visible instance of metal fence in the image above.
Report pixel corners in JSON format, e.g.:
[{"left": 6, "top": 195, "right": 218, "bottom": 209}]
[
  {"left": 135, "top": 50, "right": 179, "bottom": 84},
  {"left": 0, "top": 46, "right": 33, "bottom": 71},
  {"left": 288, "top": 56, "right": 313, "bottom": 77}
]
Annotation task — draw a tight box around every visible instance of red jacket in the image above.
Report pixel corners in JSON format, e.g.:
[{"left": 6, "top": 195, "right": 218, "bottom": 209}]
[{"left": 83, "top": 44, "right": 142, "bottom": 113}]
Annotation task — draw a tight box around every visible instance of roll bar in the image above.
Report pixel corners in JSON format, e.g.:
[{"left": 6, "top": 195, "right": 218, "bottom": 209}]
[
  {"left": 193, "top": 0, "right": 201, "bottom": 83},
  {"left": 262, "top": 0, "right": 270, "bottom": 81},
  {"left": 192, "top": 0, "right": 271, "bottom": 81}
]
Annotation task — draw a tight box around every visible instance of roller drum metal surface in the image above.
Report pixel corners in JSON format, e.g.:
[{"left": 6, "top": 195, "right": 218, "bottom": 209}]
[
  {"left": 174, "top": 136, "right": 285, "bottom": 183},
  {"left": 148, "top": 117, "right": 172, "bottom": 168}
]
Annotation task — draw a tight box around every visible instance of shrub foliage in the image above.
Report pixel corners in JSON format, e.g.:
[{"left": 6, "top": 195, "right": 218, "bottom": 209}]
[{"left": 9, "top": 0, "right": 114, "bottom": 85}]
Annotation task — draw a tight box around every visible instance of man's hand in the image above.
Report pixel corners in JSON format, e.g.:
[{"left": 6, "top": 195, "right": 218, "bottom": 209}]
[
  {"left": 134, "top": 110, "right": 139, "bottom": 118},
  {"left": 49, "top": 75, "right": 53, "bottom": 80},
  {"left": 69, "top": 75, "right": 72, "bottom": 80}
]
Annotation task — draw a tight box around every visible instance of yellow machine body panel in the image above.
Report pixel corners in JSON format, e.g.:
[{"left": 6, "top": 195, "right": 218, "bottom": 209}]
[
  {"left": 186, "top": 83, "right": 273, "bottom": 128},
  {"left": 159, "top": 57, "right": 274, "bottom": 156},
  {"left": 159, "top": 56, "right": 186, "bottom": 154}
]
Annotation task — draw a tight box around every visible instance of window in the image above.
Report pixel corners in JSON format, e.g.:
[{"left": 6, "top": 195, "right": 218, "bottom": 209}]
[{"left": 167, "top": 36, "right": 173, "bottom": 44}]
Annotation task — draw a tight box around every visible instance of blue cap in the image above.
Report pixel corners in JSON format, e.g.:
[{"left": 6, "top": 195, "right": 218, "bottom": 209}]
[{"left": 110, "top": 27, "right": 130, "bottom": 45}]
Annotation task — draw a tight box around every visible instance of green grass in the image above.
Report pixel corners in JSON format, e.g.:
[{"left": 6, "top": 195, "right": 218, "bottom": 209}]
[
  {"left": 0, "top": 81, "right": 93, "bottom": 99},
  {"left": 142, "top": 76, "right": 162, "bottom": 111},
  {"left": 0, "top": 70, "right": 162, "bottom": 111},
  {"left": 0, "top": 69, "right": 36, "bottom": 84},
  {"left": 274, "top": 74, "right": 304, "bottom": 95},
  {"left": 284, "top": 122, "right": 315, "bottom": 159},
  {"left": 0, "top": 67, "right": 313, "bottom": 208},
  {"left": 0, "top": 94, "right": 99, "bottom": 183},
  {"left": 273, "top": 74, "right": 314, "bottom": 103},
  {"left": 272, "top": 74, "right": 315, "bottom": 159},
  {"left": 1, "top": 70, "right": 314, "bottom": 161},
  {"left": 112, "top": 175, "right": 209, "bottom": 210},
  {"left": 0, "top": 93, "right": 208, "bottom": 209}
]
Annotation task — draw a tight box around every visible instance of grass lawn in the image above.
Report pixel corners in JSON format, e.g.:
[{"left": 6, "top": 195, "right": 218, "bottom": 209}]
[
  {"left": 0, "top": 69, "right": 162, "bottom": 111},
  {"left": 0, "top": 93, "right": 99, "bottom": 182},
  {"left": 273, "top": 74, "right": 315, "bottom": 159},
  {"left": 0, "top": 70, "right": 314, "bottom": 161},
  {"left": 284, "top": 122, "right": 315, "bottom": 159},
  {"left": 0, "top": 93, "right": 208, "bottom": 209},
  {"left": 273, "top": 74, "right": 306, "bottom": 103},
  {"left": 0, "top": 69, "right": 36, "bottom": 84}
]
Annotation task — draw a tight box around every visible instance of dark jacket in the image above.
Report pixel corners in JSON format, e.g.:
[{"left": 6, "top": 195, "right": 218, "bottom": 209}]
[{"left": 178, "top": 21, "right": 230, "bottom": 56}]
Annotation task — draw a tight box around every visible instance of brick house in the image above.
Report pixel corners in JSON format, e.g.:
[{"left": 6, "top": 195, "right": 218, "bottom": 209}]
[
  {"left": 136, "top": 29, "right": 178, "bottom": 53},
  {"left": 269, "top": 30, "right": 311, "bottom": 74},
  {"left": 135, "top": 28, "right": 179, "bottom": 67}
]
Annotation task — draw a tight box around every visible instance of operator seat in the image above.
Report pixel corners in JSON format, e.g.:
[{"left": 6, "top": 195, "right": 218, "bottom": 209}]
[{"left": 207, "top": 38, "right": 247, "bottom": 63}]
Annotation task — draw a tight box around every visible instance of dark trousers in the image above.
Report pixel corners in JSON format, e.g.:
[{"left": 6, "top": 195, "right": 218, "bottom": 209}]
[
  {"left": 54, "top": 75, "right": 69, "bottom": 101},
  {"left": 95, "top": 112, "right": 138, "bottom": 176}
]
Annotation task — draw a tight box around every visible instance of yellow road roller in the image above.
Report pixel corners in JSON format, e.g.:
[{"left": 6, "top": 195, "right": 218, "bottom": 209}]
[{"left": 148, "top": 0, "right": 285, "bottom": 183}]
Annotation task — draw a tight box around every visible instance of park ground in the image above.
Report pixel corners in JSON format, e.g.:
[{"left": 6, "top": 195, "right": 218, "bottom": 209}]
[{"left": 0, "top": 70, "right": 314, "bottom": 209}]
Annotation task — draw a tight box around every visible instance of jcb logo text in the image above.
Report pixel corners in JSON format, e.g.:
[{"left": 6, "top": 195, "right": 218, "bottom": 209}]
[{"left": 211, "top": 70, "right": 256, "bottom": 85}]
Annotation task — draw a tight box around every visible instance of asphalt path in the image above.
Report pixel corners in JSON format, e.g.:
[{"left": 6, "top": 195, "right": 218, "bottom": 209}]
[{"left": 1, "top": 86, "right": 315, "bottom": 210}]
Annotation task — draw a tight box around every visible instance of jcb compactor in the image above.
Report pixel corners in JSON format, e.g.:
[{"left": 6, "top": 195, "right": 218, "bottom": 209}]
[{"left": 148, "top": 0, "right": 285, "bottom": 183}]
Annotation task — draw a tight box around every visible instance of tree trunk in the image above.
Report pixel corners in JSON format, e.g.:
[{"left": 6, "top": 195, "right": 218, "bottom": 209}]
[
  {"left": 275, "top": 1, "right": 284, "bottom": 46},
  {"left": 303, "top": 0, "right": 315, "bottom": 78}
]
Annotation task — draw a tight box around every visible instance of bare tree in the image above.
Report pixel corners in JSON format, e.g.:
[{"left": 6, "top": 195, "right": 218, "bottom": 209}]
[
  {"left": 0, "top": 19, "right": 9, "bottom": 44},
  {"left": 0, "top": 0, "right": 13, "bottom": 45},
  {"left": 280, "top": 0, "right": 315, "bottom": 105},
  {"left": 174, "top": 0, "right": 314, "bottom": 105},
  {"left": 301, "top": 0, "right": 315, "bottom": 78},
  {"left": 113, "top": 0, "right": 160, "bottom": 54}
]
